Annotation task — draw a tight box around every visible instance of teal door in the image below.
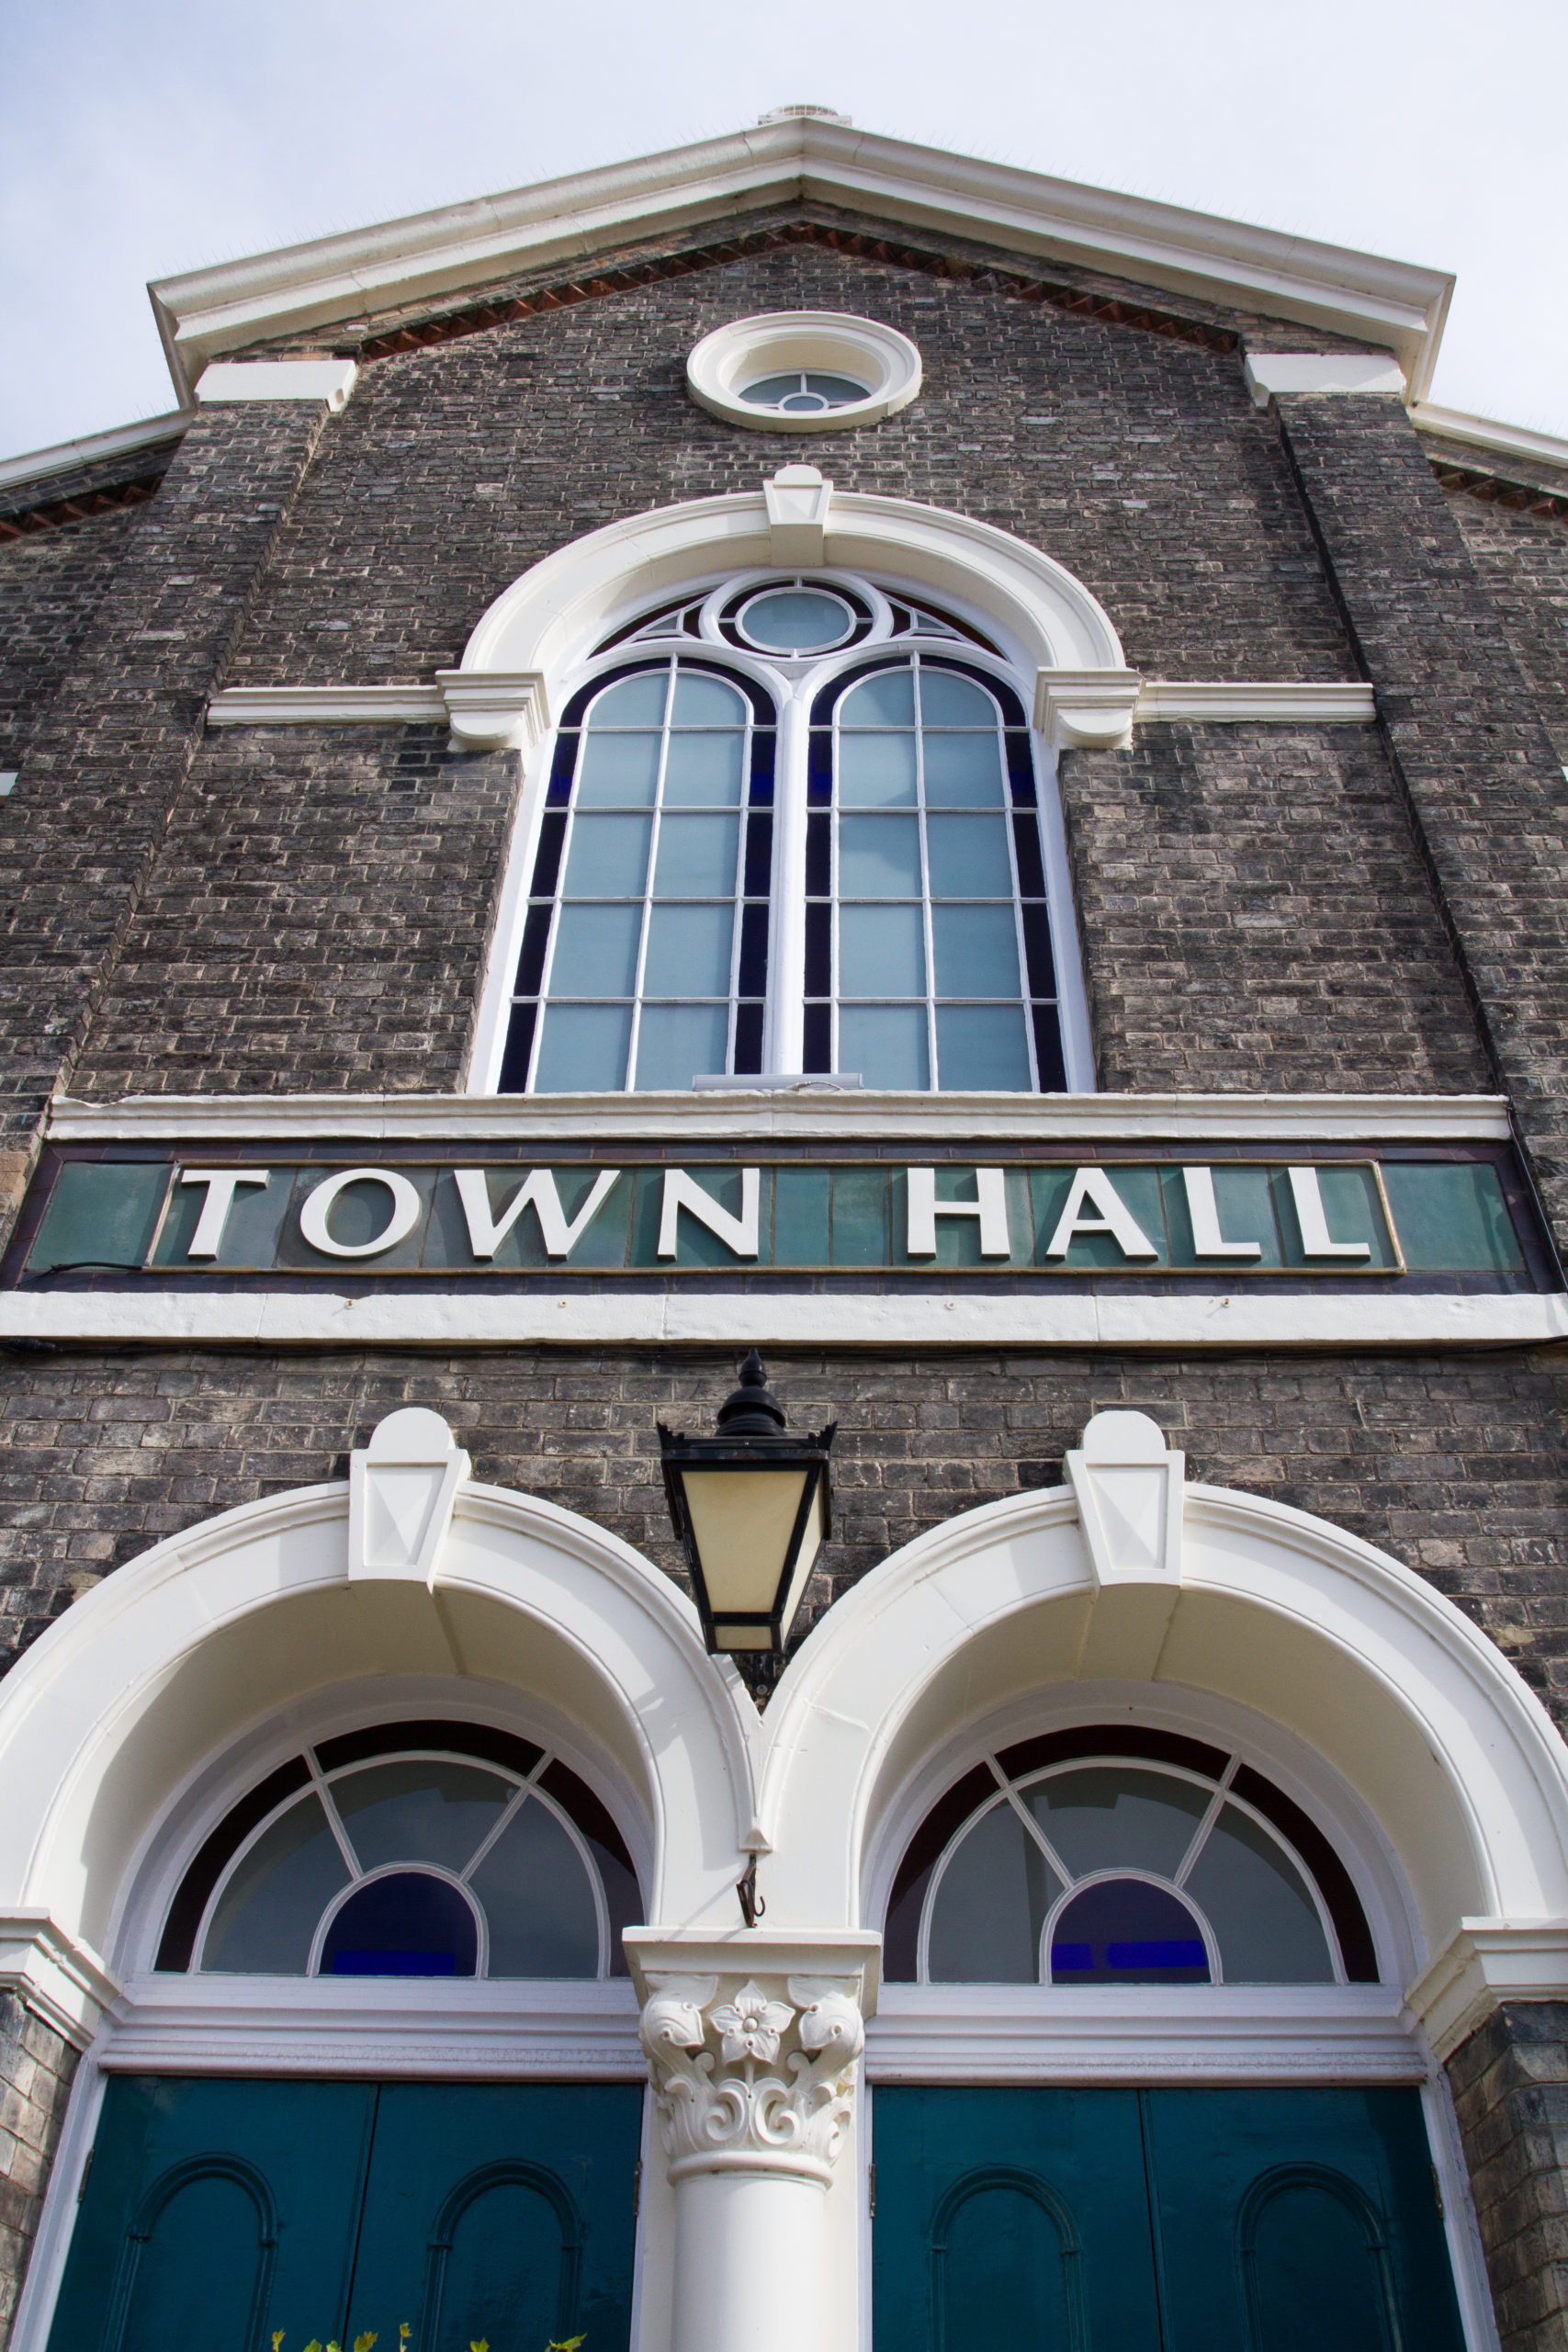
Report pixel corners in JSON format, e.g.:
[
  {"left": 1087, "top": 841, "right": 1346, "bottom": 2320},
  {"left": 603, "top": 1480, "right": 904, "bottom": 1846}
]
[
  {"left": 873, "top": 2085, "right": 1467, "bottom": 2352},
  {"left": 48, "top": 2077, "right": 643, "bottom": 2352}
]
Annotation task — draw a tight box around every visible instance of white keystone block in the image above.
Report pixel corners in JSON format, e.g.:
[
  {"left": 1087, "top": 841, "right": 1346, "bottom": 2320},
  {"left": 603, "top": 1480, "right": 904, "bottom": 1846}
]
[
  {"left": 347, "top": 1406, "right": 470, "bottom": 1587},
  {"left": 1066, "top": 1409, "right": 1184, "bottom": 1589},
  {"left": 1244, "top": 353, "right": 1405, "bottom": 407},
  {"left": 196, "top": 360, "right": 359, "bottom": 412},
  {"left": 765, "top": 465, "right": 833, "bottom": 565}
]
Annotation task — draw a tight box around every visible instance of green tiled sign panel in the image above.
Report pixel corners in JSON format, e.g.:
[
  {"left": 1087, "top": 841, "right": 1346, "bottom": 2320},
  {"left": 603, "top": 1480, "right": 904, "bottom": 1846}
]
[{"left": 18, "top": 1150, "right": 1534, "bottom": 1279}]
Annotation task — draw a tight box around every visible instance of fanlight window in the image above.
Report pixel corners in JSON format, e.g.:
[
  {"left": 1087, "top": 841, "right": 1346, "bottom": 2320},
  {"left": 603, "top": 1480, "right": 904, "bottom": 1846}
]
[
  {"left": 156, "top": 1722, "right": 641, "bottom": 1981},
  {"left": 885, "top": 1728, "right": 1377, "bottom": 1987},
  {"left": 493, "top": 572, "right": 1078, "bottom": 1096},
  {"left": 739, "top": 370, "right": 870, "bottom": 415}
]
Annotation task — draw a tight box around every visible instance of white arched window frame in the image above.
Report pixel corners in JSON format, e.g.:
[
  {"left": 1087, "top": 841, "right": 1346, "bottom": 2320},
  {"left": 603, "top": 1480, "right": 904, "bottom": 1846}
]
[{"left": 469, "top": 567, "right": 1094, "bottom": 1096}]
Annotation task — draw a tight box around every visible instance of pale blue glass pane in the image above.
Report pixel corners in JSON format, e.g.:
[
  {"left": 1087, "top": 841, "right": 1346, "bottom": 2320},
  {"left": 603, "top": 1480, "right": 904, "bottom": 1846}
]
[
  {"left": 932, "top": 904, "right": 1021, "bottom": 997},
  {"left": 1024, "top": 1768, "right": 1211, "bottom": 1878},
  {"left": 927, "top": 1801, "right": 1059, "bottom": 1984},
  {"left": 332, "top": 1761, "right": 513, "bottom": 1873},
  {"left": 839, "top": 732, "right": 918, "bottom": 807},
  {"left": 654, "top": 812, "right": 740, "bottom": 896},
  {"left": 644, "top": 902, "right": 735, "bottom": 995},
  {"left": 576, "top": 731, "right": 660, "bottom": 805},
  {"left": 804, "top": 373, "right": 867, "bottom": 402},
  {"left": 563, "top": 813, "right": 651, "bottom": 897},
  {"left": 926, "top": 813, "right": 1013, "bottom": 895},
  {"left": 472, "top": 1798, "right": 600, "bottom": 1977},
  {"left": 590, "top": 673, "right": 669, "bottom": 725},
  {"left": 636, "top": 1002, "right": 730, "bottom": 1090},
  {"left": 534, "top": 1003, "right": 632, "bottom": 1091},
  {"left": 840, "top": 669, "right": 916, "bottom": 726},
  {"left": 741, "top": 373, "right": 801, "bottom": 405},
  {"left": 202, "top": 1795, "right": 350, "bottom": 1973},
  {"left": 548, "top": 904, "right": 641, "bottom": 996},
  {"left": 839, "top": 813, "right": 921, "bottom": 896},
  {"left": 936, "top": 1005, "right": 1032, "bottom": 1091},
  {"left": 1185, "top": 1805, "right": 1334, "bottom": 1983},
  {"left": 919, "top": 672, "right": 998, "bottom": 725},
  {"left": 922, "top": 732, "right": 1006, "bottom": 806},
  {"left": 840, "top": 1004, "right": 929, "bottom": 1089},
  {"left": 840, "top": 904, "right": 925, "bottom": 997},
  {"left": 671, "top": 671, "right": 748, "bottom": 724},
  {"left": 742, "top": 590, "right": 852, "bottom": 651},
  {"left": 663, "top": 732, "right": 744, "bottom": 805}
]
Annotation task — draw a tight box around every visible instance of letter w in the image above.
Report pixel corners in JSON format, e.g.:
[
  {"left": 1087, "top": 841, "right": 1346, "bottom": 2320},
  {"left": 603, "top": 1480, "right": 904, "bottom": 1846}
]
[{"left": 455, "top": 1168, "right": 620, "bottom": 1260}]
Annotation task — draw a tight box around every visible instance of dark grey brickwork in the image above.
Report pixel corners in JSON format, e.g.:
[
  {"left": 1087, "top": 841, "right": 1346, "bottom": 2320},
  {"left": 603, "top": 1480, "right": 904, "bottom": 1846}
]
[
  {"left": 0, "top": 509, "right": 141, "bottom": 777},
  {"left": 0, "top": 1994, "right": 80, "bottom": 2352},
  {"left": 1448, "top": 2001, "right": 1568, "bottom": 2351},
  {"left": 1057, "top": 721, "right": 1489, "bottom": 1093},
  {"left": 4, "top": 1343, "right": 1568, "bottom": 1715},
  {"left": 1446, "top": 490, "right": 1568, "bottom": 769}
]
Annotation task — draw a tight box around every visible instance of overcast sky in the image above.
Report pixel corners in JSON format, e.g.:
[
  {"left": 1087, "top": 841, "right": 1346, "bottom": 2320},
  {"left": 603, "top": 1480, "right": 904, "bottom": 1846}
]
[{"left": 3, "top": 0, "right": 1564, "bottom": 465}]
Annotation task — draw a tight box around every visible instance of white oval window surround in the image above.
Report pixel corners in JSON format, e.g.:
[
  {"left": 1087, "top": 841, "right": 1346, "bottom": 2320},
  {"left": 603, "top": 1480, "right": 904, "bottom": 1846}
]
[{"left": 687, "top": 311, "right": 922, "bottom": 435}]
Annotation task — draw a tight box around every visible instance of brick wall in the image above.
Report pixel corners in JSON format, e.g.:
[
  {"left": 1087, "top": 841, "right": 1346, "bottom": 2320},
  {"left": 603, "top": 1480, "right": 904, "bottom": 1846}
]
[
  {"left": 0, "top": 510, "right": 141, "bottom": 780},
  {"left": 1447, "top": 490, "right": 1568, "bottom": 770},
  {"left": 5, "top": 1343, "right": 1567, "bottom": 1716},
  {"left": 1447, "top": 2001, "right": 1568, "bottom": 2352},
  {"left": 0, "top": 1995, "right": 80, "bottom": 2352}
]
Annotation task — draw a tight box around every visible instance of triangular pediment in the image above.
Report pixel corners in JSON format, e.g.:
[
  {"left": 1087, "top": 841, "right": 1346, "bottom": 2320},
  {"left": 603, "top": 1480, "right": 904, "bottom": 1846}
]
[{"left": 148, "top": 112, "right": 1453, "bottom": 404}]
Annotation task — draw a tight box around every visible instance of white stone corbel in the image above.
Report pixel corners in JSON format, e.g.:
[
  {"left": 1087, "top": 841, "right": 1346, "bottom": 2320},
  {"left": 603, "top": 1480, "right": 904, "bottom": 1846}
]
[
  {"left": 1403, "top": 1918, "right": 1568, "bottom": 2061},
  {"left": 196, "top": 359, "right": 359, "bottom": 412},
  {"left": 1034, "top": 667, "right": 1143, "bottom": 751},
  {"left": 347, "top": 1405, "right": 471, "bottom": 1588},
  {"left": 1067, "top": 1409, "right": 1185, "bottom": 1677},
  {"left": 0, "top": 1912, "right": 121, "bottom": 2050},
  {"left": 436, "top": 670, "right": 551, "bottom": 753},
  {"left": 764, "top": 465, "right": 833, "bottom": 566}
]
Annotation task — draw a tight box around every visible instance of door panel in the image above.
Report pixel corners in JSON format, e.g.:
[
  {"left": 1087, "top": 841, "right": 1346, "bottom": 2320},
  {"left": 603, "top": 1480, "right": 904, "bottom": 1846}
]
[
  {"left": 49, "top": 2077, "right": 377, "bottom": 2352},
  {"left": 346, "top": 2084, "right": 643, "bottom": 2352},
  {"left": 873, "top": 2086, "right": 1163, "bottom": 2352},
  {"left": 1143, "top": 2086, "right": 1464, "bottom": 2352}
]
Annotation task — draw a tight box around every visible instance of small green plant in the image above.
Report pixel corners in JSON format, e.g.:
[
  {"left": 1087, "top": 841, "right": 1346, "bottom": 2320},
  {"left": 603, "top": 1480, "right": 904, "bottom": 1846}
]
[{"left": 276, "top": 2327, "right": 579, "bottom": 2352}]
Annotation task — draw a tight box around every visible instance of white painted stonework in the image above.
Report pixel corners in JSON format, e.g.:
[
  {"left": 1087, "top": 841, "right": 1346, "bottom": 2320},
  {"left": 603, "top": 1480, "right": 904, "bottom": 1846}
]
[
  {"left": 195, "top": 358, "right": 359, "bottom": 410},
  {"left": 686, "top": 312, "right": 922, "bottom": 435},
  {"left": 1244, "top": 351, "right": 1406, "bottom": 404}
]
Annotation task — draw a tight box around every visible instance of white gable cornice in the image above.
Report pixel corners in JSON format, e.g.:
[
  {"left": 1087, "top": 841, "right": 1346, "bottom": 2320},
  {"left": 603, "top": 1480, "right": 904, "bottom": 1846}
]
[{"left": 147, "top": 117, "right": 1455, "bottom": 404}]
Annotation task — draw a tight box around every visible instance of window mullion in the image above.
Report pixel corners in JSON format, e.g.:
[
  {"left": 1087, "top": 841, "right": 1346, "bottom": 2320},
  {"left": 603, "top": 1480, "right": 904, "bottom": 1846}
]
[{"left": 767, "top": 689, "right": 809, "bottom": 1074}]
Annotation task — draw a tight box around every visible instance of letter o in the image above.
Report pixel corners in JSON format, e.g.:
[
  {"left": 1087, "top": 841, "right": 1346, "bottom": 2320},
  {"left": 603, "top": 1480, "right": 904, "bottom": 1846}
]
[{"left": 299, "top": 1168, "right": 422, "bottom": 1259}]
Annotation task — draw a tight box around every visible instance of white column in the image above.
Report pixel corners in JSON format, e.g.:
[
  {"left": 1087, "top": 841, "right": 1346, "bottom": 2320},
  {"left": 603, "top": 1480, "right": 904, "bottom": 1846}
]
[{"left": 627, "top": 1930, "right": 879, "bottom": 2352}]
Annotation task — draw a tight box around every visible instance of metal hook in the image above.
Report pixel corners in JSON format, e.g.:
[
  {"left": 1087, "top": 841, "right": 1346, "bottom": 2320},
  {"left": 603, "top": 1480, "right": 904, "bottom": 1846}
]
[{"left": 737, "top": 1856, "right": 766, "bottom": 1928}]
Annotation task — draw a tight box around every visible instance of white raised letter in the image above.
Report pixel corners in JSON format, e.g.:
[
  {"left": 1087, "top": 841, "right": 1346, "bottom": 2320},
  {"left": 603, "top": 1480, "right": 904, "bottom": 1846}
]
[
  {"left": 1044, "top": 1168, "right": 1158, "bottom": 1261},
  {"left": 454, "top": 1167, "right": 619, "bottom": 1260},
  {"left": 658, "top": 1168, "right": 760, "bottom": 1259},
  {"left": 178, "top": 1168, "right": 270, "bottom": 1259},
  {"left": 299, "top": 1168, "right": 422, "bottom": 1259},
  {"left": 1287, "top": 1166, "right": 1371, "bottom": 1260},
  {"left": 906, "top": 1167, "right": 1010, "bottom": 1256},
  {"left": 1180, "top": 1166, "right": 1261, "bottom": 1260}
]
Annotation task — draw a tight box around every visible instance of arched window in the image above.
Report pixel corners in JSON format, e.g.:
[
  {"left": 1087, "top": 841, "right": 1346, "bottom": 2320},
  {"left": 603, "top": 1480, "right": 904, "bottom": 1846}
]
[
  {"left": 155, "top": 1721, "right": 641, "bottom": 1981},
  {"left": 491, "top": 574, "right": 1083, "bottom": 1094},
  {"left": 885, "top": 1727, "right": 1377, "bottom": 1987}
]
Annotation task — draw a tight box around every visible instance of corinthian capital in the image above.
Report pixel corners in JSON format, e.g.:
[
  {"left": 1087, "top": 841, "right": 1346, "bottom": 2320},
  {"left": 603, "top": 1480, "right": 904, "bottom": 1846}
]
[{"left": 626, "top": 1930, "right": 880, "bottom": 2189}]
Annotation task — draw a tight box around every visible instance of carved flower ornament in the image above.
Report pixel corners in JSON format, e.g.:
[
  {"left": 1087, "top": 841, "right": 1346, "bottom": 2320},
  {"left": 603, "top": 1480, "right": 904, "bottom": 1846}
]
[{"left": 638, "top": 1974, "right": 866, "bottom": 2182}]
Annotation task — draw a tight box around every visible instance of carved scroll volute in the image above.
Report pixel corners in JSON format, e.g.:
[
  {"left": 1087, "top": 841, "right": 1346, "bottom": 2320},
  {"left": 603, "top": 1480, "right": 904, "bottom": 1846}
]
[{"left": 638, "top": 1972, "right": 866, "bottom": 2186}]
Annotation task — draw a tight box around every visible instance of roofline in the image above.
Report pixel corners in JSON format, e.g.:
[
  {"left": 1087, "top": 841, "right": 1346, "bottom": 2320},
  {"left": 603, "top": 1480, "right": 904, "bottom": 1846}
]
[
  {"left": 1411, "top": 401, "right": 1568, "bottom": 478},
  {"left": 0, "top": 407, "right": 197, "bottom": 496},
  {"left": 146, "top": 116, "right": 1456, "bottom": 404}
]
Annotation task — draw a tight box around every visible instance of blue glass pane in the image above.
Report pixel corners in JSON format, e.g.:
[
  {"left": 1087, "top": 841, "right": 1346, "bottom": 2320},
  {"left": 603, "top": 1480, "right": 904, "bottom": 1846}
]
[
  {"left": 330, "top": 1761, "right": 513, "bottom": 1874},
  {"left": 635, "top": 1002, "right": 730, "bottom": 1090},
  {"left": 840, "top": 903, "right": 925, "bottom": 997},
  {"left": 1184, "top": 1805, "right": 1335, "bottom": 1983},
  {"left": 840, "top": 669, "right": 916, "bottom": 727},
  {"left": 533, "top": 1003, "right": 632, "bottom": 1091},
  {"left": 321, "top": 1871, "right": 478, "bottom": 1977},
  {"left": 926, "top": 813, "right": 1013, "bottom": 895},
  {"left": 839, "top": 813, "right": 921, "bottom": 896},
  {"left": 804, "top": 373, "right": 867, "bottom": 401},
  {"left": 840, "top": 1004, "right": 929, "bottom": 1089},
  {"left": 742, "top": 590, "right": 853, "bottom": 652},
  {"left": 928, "top": 1800, "right": 1059, "bottom": 1983},
  {"left": 548, "top": 904, "right": 641, "bottom": 996},
  {"left": 202, "top": 1794, "right": 349, "bottom": 1973},
  {"left": 562, "top": 813, "right": 651, "bottom": 897},
  {"left": 671, "top": 671, "right": 747, "bottom": 724},
  {"left": 1050, "top": 1879, "right": 1210, "bottom": 1984},
  {"left": 589, "top": 673, "right": 668, "bottom": 725},
  {"left": 1025, "top": 1768, "right": 1211, "bottom": 1879},
  {"left": 643, "top": 902, "right": 735, "bottom": 995},
  {"left": 663, "top": 732, "right": 744, "bottom": 806},
  {"left": 936, "top": 1005, "right": 1032, "bottom": 1090},
  {"left": 932, "top": 905, "right": 1022, "bottom": 998},
  {"left": 839, "top": 732, "right": 919, "bottom": 807},
  {"left": 919, "top": 672, "right": 997, "bottom": 725},
  {"left": 471, "top": 1798, "right": 602, "bottom": 1976},
  {"left": 740, "top": 373, "right": 803, "bottom": 405},
  {"left": 923, "top": 733, "right": 1007, "bottom": 807},
  {"left": 576, "top": 731, "right": 660, "bottom": 806},
  {"left": 654, "top": 812, "right": 740, "bottom": 896}
]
